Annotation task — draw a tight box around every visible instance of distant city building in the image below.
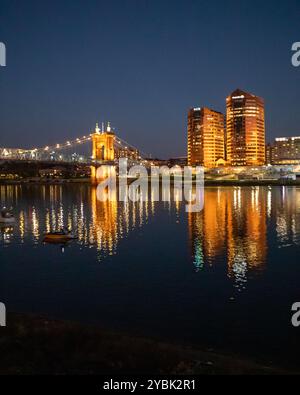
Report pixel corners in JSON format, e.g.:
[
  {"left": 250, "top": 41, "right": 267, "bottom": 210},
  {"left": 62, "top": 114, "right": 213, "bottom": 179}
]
[
  {"left": 115, "top": 147, "right": 140, "bottom": 161},
  {"left": 168, "top": 157, "right": 187, "bottom": 167},
  {"left": 266, "top": 143, "right": 273, "bottom": 165},
  {"left": 226, "top": 89, "right": 266, "bottom": 166},
  {"left": 187, "top": 107, "right": 225, "bottom": 168},
  {"left": 271, "top": 137, "right": 300, "bottom": 165},
  {"left": 39, "top": 166, "right": 66, "bottom": 178},
  {"left": 139, "top": 158, "right": 168, "bottom": 167}
]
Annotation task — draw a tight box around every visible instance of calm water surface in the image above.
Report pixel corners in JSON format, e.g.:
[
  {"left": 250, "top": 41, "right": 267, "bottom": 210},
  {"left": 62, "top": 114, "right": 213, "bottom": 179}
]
[{"left": 0, "top": 184, "right": 300, "bottom": 367}]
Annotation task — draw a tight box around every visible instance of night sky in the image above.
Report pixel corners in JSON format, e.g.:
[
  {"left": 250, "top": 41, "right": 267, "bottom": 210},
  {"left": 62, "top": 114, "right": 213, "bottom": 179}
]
[{"left": 1, "top": 0, "right": 300, "bottom": 158}]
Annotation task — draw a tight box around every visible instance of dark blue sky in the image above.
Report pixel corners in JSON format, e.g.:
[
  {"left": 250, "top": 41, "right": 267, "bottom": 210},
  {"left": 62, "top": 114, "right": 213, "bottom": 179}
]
[{"left": 1, "top": 0, "right": 300, "bottom": 158}]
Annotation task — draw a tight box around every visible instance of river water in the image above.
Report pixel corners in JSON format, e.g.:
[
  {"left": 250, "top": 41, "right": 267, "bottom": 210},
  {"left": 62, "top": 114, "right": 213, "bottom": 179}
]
[{"left": 0, "top": 184, "right": 299, "bottom": 367}]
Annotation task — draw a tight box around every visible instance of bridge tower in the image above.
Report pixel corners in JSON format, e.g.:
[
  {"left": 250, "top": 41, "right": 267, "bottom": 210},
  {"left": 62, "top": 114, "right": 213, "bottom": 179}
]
[{"left": 91, "top": 122, "right": 116, "bottom": 183}]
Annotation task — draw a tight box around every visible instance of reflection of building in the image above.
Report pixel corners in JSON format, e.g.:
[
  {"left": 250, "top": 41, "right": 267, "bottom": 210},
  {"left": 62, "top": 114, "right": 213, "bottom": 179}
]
[
  {"left": 0, "top": 184, "right": 154, "bottom": 262},
  {"left": 226, "top": 89, "right": 266, "bottom": 166},
  {"left": 226, "top": 187, "right": 267, "bottom": 288},
  {"left": 271, "top": 137, "right": 300, "bottom": 165},
  {"left": 273, "top": 187, "right": 300, "bottom": 248},
  {"left": 187, "top": 107, "right": 225, "bottom": 168},
  {"left": 188, "top": 188, "right": 267, "bottom": 290},
  {"left": 90, "top": 186, "right": 118, "bottom": 254}
]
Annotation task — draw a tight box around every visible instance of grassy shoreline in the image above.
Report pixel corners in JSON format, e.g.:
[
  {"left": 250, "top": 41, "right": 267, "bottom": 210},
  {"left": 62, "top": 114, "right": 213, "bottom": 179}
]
[{"left": 0, "top": 313, "right": 297, "bottom": 375}]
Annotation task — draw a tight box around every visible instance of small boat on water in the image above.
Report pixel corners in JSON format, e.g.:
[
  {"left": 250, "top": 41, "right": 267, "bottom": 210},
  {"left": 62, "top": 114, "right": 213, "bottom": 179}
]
[
  {"left": 0, "top": 208, "right": 15, "bottom": 224},
  {"left": 43, "top": 228, "right": 77, "bottom": 243}
]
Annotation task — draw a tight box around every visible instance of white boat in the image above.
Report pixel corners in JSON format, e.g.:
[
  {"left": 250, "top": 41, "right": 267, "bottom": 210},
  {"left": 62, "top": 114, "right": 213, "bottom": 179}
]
[{"left": 0, "top": 208, "right": 15, "bottom": 224}]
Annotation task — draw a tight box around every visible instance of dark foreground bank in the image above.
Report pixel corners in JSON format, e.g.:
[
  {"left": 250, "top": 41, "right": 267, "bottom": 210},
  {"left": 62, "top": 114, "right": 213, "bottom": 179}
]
[{"left": 0, "top": 313, "right": 296, "bottom": 375}]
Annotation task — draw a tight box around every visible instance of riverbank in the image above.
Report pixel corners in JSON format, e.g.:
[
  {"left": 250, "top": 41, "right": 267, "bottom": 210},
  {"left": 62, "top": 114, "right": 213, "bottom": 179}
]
[
  {"left": 1, "top": 178, "right": 300, "bottom": 187},
  {"left": 204, "top": 179, "right": 300, "bottom": 187},
  {"left": 0, "top": 178, "right": 91, "bottom": 185},
  {"left": 0, "top": 313, "right": 296, "bottom": 375}
]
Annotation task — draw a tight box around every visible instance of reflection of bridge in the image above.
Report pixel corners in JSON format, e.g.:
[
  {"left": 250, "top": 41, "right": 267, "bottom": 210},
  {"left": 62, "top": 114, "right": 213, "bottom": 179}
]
[{"left": 0, "top": 123, "right": 148, "bottom": 182}]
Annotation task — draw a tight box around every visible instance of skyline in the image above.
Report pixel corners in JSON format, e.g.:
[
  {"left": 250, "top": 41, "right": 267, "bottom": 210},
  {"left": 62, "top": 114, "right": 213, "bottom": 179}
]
[
  {"left": 2, "top": 1, "right": 300, "bottom": 380},
  {"left": 1, "top": 0, "right": 300, "bottom": 158}
]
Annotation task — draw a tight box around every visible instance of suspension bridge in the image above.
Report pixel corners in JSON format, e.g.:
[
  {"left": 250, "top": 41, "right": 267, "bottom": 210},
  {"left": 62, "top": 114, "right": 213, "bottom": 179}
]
[
  {"left": 0, "top": 123, "right": 146, "bottom": 164},
  {"left": 0, "top": 123, "right": 149, "bottom": 181}
]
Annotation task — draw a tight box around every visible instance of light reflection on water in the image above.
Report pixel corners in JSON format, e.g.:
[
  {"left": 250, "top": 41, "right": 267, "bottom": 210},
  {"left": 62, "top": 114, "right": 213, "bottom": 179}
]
[
  {"left": 0, "top": 184, "right": 155, "bottom": 261},
  {"left": 189, "top": 186, "right": 268, "bottom": 291},
  {"left": 1, "top": 185, "right": 300, "bottom": 287},
  {"left": 2, "top": 184, "right": 300, "bottom": 365},
  {"left": 188, "top": 186, "right": 300, "bottom": 289}
]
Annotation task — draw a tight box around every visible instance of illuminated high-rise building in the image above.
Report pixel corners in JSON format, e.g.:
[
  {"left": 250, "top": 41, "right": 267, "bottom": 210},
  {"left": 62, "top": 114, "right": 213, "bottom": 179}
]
[
  {"left": 187, "top": 107, "right": 225, "bottom": 168},
  {"left": 226, "top": 89, "right": 266, "bottom": 166}
]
